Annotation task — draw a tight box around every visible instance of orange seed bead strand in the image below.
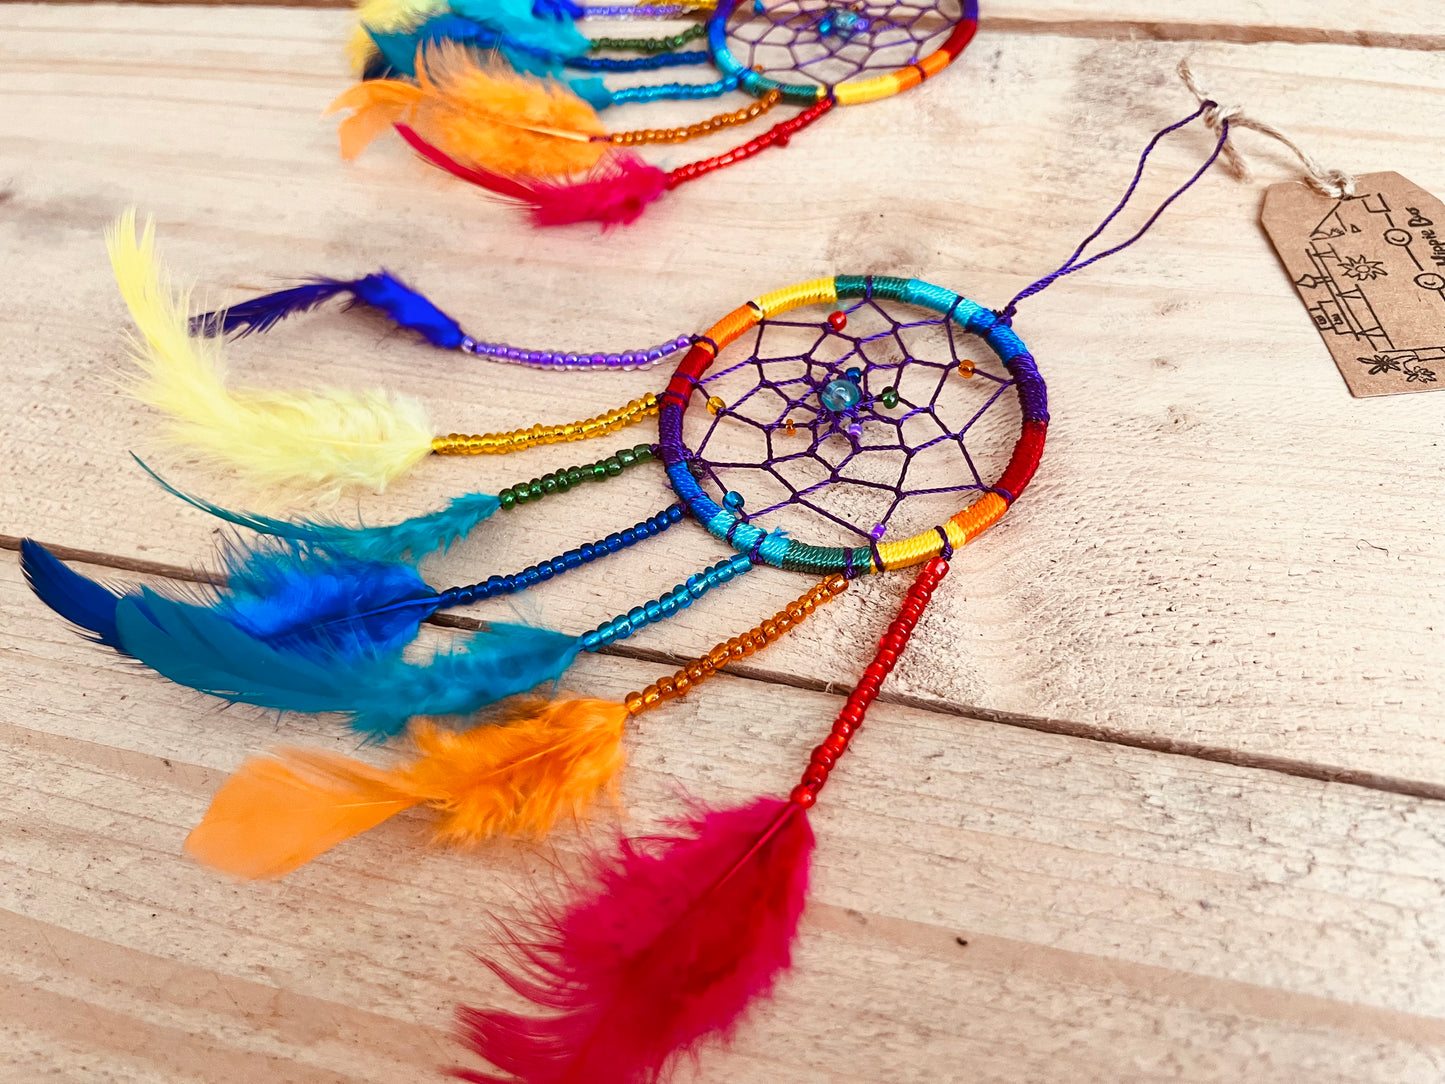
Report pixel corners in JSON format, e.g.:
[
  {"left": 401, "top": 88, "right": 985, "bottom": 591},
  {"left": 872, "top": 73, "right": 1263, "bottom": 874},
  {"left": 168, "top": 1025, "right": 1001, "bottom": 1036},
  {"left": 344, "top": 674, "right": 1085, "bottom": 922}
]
[
  {"left": 623, "top": 573, "right": 848, "bottom": 716},
  {"left": 790, "top": 556, "right": 951, "bottom": 807},
  {"left": 606, "top": 89, "right": 783, "bottom": 147}
]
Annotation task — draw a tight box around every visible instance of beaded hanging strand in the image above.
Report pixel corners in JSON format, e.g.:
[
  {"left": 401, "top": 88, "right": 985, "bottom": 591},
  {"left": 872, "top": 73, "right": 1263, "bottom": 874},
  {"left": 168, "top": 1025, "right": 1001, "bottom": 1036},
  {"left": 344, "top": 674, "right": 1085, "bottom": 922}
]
[
  {"left": 431, "top": 393, "right": 659, "bottom": 454},
  {"left": 623, "top": 573, "right": 847, "bottom": 714},
  {"left": 790, "top": 556, "right": 947, "bottom": 807}
]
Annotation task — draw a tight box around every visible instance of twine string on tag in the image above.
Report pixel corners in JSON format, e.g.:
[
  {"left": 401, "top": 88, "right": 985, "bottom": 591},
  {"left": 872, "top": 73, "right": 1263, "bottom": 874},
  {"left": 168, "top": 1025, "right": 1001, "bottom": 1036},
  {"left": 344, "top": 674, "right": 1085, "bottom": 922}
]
[{"left": 1177, "top": 59, "right": 1357, "bottom": 199}]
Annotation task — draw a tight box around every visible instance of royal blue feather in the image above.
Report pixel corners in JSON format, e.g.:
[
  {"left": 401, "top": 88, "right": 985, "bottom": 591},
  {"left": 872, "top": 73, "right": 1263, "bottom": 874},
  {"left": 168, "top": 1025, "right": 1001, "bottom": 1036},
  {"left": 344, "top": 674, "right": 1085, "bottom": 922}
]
[
  {"left": 135, "top": 457, "right": 499, "bottom": 564},
  {"left": 190, "top": 280, "right": 353, "bottom": 339},
  {"left": 115, "top": 594, "right": 581, "bottom": 738},
  {"left": 533, "top": 0, "right": 583, "bottom": 19},
  {"left": 190, "top": 271, "right": 465, "bottom": 349},
  {"left": 19, "top": 539, "right": 124, "bottom": 649},
  {"left": 217, "top": 543, "right": 441, "bottom": 659},
  {"left": 23, "top": 538, "right": 444, "bottom": 664}
]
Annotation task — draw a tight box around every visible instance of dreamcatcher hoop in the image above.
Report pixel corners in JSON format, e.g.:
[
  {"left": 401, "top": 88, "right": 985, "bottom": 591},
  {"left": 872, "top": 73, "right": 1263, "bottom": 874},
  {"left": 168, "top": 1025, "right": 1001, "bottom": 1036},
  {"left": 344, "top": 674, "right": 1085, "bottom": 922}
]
[
  {"left": 658, "top": 274, "right": 1049, "bottom": 576},
  {"left": 708, "top": 0, "right": 979, "bottom": 104}
]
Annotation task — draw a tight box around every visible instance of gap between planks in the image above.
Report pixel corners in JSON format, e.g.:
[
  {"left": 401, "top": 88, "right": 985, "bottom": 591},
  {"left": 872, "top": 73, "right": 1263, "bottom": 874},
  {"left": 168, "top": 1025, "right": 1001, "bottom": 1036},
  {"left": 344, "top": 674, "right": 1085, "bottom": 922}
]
[
  {"left": 10, "top": 531, "right": 1445, "bottom": 806},
  {"left": 7, "top": 1, "right": 1445, "bottom": 51}
]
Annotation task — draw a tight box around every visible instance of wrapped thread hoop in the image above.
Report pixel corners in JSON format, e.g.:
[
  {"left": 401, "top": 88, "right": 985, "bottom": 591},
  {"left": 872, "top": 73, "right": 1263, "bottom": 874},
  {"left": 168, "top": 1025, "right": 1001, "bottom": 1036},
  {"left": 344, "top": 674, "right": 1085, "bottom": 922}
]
[
  {"left": 708, "top": 0, "right": 979, "bottom": 105},
  {"left": 658, "top": 275, "right": 1050, "bottom": 575}
]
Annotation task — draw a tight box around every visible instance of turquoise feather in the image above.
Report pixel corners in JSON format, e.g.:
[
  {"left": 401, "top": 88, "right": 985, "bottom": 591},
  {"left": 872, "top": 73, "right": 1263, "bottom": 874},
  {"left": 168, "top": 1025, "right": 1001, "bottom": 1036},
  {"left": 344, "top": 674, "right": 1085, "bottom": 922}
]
[
  {"left": 115, "top": 591, "right": 582, "bottom": 739},
  {"left": 136, "top": 456, "right": 499, "bottom": 564},
  {"left": 369, "top": 5, "right": 588, "bottom": 79}
]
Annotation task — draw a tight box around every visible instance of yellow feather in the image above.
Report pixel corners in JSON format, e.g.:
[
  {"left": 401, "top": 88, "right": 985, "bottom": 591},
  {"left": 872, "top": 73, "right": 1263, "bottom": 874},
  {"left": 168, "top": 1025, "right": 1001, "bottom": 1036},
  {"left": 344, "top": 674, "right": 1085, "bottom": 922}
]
[
  {"left": 357, "top": 0, "right": 446, "bottom": 33},
  {"left": 185, "top": 748, "right": 422, "bottom": 879},
  {"left": 346, "top": 25, "right": 380, "bottom": 76},
  {"left": 327, "top": 45, "right": 607, "bottom": 179},
  {"left": 106, "top": 210, "right": 436, "bottom": 498},
  {"left": 404, "top": 700, "right": 628, "bottom": 845}
]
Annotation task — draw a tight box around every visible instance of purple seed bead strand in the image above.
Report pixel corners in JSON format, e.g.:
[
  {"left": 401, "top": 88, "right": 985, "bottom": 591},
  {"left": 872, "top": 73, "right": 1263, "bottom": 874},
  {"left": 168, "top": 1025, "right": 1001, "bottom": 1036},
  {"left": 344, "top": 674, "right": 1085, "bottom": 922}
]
[{"left": 460, "top": 334, "right": 695, "bottom": 371}]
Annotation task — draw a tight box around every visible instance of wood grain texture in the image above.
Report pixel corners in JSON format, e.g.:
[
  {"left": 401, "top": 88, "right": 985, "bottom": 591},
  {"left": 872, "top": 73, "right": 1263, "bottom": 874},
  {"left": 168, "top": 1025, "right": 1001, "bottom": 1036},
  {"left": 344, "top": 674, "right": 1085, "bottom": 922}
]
[
  {"left": 3, "top": 3, "right": 1445, "bottom": 1081},
  {"left": 3, "top": 6, "right": 1445, "bottom": 784},
  {"left": 5, "top": 561, "right": 1445, "bottom": 1082}
]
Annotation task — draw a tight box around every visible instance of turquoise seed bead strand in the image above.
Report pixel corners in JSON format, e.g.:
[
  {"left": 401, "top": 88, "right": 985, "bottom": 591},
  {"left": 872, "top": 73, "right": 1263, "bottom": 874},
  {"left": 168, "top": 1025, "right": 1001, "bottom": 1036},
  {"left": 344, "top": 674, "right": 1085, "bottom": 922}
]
[
  {"left": 579, "top": 553, "right": 754, "bottom": 651},
  {"left": 608, "top": 75, "right": 741, "bottom": 106},
  {"left": 498, "top": 445, "right": 655, "bottom": 510},
  {"left": 433, "top": 504, "right": 685, "bottom": 610}
]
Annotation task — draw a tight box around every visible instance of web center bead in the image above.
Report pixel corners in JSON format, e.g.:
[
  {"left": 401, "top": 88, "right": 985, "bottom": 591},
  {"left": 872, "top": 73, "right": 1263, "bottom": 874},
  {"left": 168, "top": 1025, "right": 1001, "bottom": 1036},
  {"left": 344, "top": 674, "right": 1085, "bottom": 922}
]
[{"left": 819, "top": 377, "right": 862, "bottom": 413}]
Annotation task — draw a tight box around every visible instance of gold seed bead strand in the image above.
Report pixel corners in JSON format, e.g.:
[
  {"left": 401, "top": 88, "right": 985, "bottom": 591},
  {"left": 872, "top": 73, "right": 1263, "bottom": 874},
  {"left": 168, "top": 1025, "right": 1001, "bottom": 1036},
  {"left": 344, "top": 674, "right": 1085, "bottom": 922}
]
[
  {"left": 431, "top": 392, "right": 659, "bottom": 456},
  {"left": 622, "top": 573, "right": 849, "bottom": 716},
  {"left": 606, "top": 89, "right": 783, "bottom": 147}
]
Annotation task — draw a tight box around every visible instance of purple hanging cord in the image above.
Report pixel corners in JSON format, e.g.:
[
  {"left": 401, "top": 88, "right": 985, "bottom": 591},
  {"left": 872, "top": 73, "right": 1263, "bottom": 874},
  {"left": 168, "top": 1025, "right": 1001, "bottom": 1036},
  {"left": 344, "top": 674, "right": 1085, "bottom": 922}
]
[{"left": 996, "top": 101, "right": 1229, "bottom": 324}]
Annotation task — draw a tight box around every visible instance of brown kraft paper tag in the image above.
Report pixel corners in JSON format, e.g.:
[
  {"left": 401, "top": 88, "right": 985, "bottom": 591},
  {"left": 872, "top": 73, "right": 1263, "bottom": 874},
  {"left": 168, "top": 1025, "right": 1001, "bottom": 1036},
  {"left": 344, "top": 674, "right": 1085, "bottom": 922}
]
[{"left": 1260, "top": 171, "right": 1445, "bottom": 397}]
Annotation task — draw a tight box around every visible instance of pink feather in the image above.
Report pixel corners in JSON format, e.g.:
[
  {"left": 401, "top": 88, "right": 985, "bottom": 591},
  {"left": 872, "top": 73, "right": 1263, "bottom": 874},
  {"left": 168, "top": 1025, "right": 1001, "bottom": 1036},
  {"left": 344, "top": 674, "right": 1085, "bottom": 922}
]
[
  {"left": 395, "top": 124, "right": 668, "bottom": 228},
  {"left": 455, "top": 796, "right": 814, "bottom": 1083}
]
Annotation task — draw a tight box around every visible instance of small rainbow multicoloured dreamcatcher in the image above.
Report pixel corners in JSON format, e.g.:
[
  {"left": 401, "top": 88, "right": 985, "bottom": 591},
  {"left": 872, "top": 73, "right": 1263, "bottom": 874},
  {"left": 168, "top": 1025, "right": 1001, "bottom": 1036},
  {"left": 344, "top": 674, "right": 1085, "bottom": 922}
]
[
  {"left": 331, "top": 0, "right": 978, "bottom": 225},
  {"left": 24, "top": 102, "right": 1227, "bottom": 1081}
]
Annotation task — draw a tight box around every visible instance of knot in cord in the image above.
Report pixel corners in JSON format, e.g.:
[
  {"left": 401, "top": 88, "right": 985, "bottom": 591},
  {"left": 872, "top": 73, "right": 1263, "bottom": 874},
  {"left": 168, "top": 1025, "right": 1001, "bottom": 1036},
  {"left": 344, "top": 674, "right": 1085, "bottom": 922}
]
[{"left": 1178, "top": 58, "right": 1356, "bottom": 199}]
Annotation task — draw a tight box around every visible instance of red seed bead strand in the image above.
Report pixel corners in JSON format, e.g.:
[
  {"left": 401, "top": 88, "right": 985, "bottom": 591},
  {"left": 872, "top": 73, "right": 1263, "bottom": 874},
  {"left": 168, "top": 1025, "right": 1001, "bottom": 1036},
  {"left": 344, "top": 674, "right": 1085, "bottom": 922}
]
[
  {"left": 789, "top": 556, "right": 951, "bottom": 808},
  {"left": 664, "top": 97, "right": 836, "bottom": 190}
]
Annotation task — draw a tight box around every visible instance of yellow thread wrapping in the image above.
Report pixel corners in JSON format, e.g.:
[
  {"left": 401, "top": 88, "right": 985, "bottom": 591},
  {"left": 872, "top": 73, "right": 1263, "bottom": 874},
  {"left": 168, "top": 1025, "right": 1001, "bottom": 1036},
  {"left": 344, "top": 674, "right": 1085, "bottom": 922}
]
[
  {"left": 835, "top": 72, "right": 906, "bottom": 106},
  {"left": 622, "top": 574, "right": 848, "bottom": 716},
  {"left": 754, "top": 278, "right": 838, "bottom": 318},
  {"left": 874, "top": 493, "right": 1008, "bottom": 571},
  {"left": 431, "top": 392, "right": 658, "bottom": 455}
]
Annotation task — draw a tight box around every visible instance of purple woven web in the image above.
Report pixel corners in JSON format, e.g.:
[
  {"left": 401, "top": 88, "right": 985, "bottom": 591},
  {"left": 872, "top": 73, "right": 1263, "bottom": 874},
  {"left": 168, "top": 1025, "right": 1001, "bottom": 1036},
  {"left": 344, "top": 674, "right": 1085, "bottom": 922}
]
[
  {"left": 727, "top": 0, "right": 963, "bottom": 88},
  {"left": 684, "top": 295, "right": 1019, "bottom": 546}
]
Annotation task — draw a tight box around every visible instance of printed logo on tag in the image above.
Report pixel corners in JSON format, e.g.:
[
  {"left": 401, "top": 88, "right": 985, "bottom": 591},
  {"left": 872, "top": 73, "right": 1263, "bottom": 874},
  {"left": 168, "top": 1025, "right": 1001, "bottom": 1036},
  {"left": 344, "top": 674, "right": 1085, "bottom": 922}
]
[{"left": 1260, "top": 172, "right": 1445, "bottom": 397}]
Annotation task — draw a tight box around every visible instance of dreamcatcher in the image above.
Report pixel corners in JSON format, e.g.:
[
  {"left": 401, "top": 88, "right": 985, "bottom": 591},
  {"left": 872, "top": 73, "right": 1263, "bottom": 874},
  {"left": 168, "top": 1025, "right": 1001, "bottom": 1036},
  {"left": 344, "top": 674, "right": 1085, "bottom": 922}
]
[
  {"left": 330, "top": 0, "right": 978, "bottom": 224},
  {"left": 24, "top": 102, "right": 1227, "bottom": 1081}
]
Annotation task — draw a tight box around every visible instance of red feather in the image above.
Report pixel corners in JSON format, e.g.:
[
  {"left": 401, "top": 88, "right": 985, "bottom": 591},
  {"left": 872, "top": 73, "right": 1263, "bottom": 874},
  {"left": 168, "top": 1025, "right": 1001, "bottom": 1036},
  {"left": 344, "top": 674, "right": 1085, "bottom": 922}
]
[
  {"left": 455, "top": 796, "right": 814, "bottom": 1083},
  {"left": 396, "top": 124, "right": 669, "bottom": 229}
]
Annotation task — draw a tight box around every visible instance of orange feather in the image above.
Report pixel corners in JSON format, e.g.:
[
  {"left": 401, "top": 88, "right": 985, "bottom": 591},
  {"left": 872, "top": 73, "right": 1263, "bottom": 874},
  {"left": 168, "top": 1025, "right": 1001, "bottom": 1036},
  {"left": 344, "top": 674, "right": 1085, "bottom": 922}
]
[
  {"left": 326, "top": 44, "right": 607, "bottom": 178},
  {"left": 403, "top": 699, "right": 627, "bottom": 845},
  {"left": 184, "top": 749, "right": 422, "bottom": 879},
  {"left": 184, "top": 698, "right": 627, "bottom": 880}
]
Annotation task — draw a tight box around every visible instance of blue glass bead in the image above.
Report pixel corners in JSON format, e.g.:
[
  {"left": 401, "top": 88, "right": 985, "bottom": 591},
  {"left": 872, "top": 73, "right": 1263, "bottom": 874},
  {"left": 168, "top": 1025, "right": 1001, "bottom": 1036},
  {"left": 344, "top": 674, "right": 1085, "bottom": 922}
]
[
  {"left": 605, "top": 532, "right": 624, "bottom": 550},
  {"left": 551, "top": 558, "right": 569, "bottom": 574},
  {"left": 686, "top": 575, "right": 706, "bottom": 598},
  {"left": 580, "top": 543, "right": 596, "bottom": 560},
  {"left": 627, "top": 605, "right": 648, "bottom": 628},
  {"left": 723, "top": 490, "right": 745, "bottom": 510},
  {"left": 522, "top": 567, "right": 541, "bottom": 585},
  {"left": 581, "top": 630, "right": 603, "bottom": 652},
  {"left": 563, "top": 550, "right": 583, "bottom": 569},
  {"left": 660, "top": 596, "right": 678, "bottom": 616},
  {"left": 537, "top": 564, "right": 555, "bottom": 581},
  {"left": 846, "top": 367, "right": 862, "bottom": 381},
  {"left": 820, "top": 378, "right": 862, "bottom": 412},
  {"left": 612, "top": 616, "right": 632, "bottom": 637},
  {"left": 645, "top": 601, "right": 663, "bottom": 621}
]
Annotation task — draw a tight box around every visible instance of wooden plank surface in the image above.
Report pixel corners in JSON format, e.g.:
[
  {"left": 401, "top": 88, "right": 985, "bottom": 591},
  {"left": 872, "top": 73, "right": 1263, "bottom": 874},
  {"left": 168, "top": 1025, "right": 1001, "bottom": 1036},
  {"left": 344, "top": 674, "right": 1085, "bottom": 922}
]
[
  {"left": 3, "top": 3, "right": 1445, "bottom": 1081},
  {"left": 6, "top": 561, "right": 1445, "bottom": 1083}
]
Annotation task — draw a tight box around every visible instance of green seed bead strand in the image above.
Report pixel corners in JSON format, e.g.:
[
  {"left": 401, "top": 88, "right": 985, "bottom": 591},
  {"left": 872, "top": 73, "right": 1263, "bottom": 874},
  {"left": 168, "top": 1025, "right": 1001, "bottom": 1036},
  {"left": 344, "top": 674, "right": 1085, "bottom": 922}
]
[
  {"left": 497, "top": 444, "right": 656, "bottom": 511},
  {"left": 589, "top": 23, "right": 708, "bottom": 53}
]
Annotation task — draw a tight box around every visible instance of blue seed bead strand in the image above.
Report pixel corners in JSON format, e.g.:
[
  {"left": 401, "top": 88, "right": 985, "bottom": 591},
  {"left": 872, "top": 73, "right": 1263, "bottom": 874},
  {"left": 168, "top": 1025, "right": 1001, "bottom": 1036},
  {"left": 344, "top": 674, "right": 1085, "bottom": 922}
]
[
  {"left": 566, "top": 49, "right": 709, "bottom": 72},
  {"left": 579, "top": 552, "right": 754, "bottom": 652},
  {"left": 608, "top": 75, "right": 742, "bottom": 106},
  {"left": 433, "top": 504, "right": 686, "bottom": 610},
  {"left": 461, "top": 334, "right": 693, "bottom": 371}
]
